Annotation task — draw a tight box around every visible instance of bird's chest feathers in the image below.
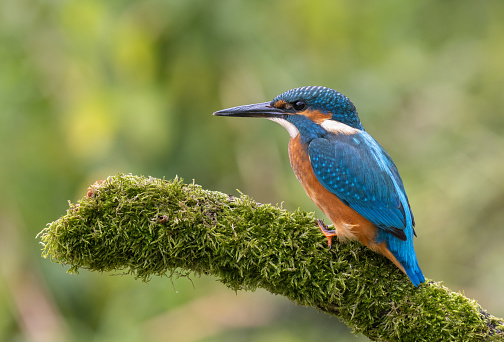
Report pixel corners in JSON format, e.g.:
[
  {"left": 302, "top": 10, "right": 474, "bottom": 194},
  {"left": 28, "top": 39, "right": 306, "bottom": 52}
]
[
  {"left": 288, "top": 136, "right": 310, "bottom": 179},
  {"left": 288, "top": 136, "right": 340, "bottom": 213}
]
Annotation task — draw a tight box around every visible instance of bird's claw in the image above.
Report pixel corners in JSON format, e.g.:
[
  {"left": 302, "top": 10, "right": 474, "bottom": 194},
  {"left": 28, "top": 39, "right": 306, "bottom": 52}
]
[{"left": 317, "top": 219, "right": 337, "bottom": 250}]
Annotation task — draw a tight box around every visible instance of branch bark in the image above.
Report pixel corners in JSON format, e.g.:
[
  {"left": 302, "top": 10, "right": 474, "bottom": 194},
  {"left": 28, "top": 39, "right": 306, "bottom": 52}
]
[{"left": 37, "top": 174, "right": 504, "bottom": 341}]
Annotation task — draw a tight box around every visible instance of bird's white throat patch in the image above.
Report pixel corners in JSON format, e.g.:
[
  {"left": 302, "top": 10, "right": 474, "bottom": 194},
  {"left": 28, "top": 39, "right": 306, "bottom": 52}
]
[
  {"left": 321, "top": 120, "right": 360, "bottom": 135},
  {"left": 268, "top": 117, "right": 299, "bottom": 138}
]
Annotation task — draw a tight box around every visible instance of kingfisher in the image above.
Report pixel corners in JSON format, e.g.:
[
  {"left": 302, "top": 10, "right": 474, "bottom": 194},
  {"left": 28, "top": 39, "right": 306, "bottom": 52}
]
[{"left": 213, "top": 86, "right": 425, "bottom": 287}]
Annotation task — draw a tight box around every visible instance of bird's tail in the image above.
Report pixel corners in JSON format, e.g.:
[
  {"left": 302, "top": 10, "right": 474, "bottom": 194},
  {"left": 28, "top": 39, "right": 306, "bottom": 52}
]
[
  {"left": 403, "top": 259, "right": 425, "bottom": 287},
  {"left": 386, "top": 230, "right": 425, "bottom": 287}
]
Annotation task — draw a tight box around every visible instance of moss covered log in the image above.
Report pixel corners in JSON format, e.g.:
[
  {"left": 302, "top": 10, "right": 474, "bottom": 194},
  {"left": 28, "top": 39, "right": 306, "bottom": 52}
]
[{"left": 38, "top": 174, "right": 504, "bottom": 341}]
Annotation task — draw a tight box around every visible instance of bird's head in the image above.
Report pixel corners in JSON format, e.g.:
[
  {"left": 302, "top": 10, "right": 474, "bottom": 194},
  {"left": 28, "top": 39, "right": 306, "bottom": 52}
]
[{"left": 213, "top": 86, "right": 363, "bottom": 139}]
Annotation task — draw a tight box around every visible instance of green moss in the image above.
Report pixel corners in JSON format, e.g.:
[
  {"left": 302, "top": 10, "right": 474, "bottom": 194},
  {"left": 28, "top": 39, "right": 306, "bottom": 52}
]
[{"left": 38, "top": 174, "right": 504, "bottom": 341}]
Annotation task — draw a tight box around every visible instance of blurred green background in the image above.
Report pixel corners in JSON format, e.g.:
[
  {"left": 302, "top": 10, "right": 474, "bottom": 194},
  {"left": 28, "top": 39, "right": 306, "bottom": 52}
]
[{"left": 1, "top": 0, "right": 504, "bottom": 341}]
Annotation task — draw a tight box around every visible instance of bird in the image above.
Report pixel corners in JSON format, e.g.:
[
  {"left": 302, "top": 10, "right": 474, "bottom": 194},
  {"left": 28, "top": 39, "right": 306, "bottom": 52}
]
[{"left": 213, "top": 86, "right": 425, "bottom": 287}]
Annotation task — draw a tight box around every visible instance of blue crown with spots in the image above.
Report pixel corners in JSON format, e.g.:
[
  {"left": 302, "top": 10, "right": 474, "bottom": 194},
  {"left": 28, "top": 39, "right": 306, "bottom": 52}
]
[{"left": 271, "top": 86, "right": 363, "bottom": 129}]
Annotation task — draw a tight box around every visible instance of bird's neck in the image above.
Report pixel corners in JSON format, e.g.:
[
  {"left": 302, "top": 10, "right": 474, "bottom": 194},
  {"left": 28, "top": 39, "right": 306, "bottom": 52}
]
[{"left": 288, "top": 115, "right": 327, "bottom": 145}]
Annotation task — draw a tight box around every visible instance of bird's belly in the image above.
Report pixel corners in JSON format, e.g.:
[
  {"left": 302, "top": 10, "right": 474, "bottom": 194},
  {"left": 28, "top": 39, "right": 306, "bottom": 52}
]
[{"left": 288, "top": 136, "right": 377, "bottom": 245}]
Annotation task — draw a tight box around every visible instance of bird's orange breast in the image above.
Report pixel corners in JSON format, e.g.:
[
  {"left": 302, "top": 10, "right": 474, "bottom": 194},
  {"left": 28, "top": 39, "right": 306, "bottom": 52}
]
[{"left": 288, "top": 135, "right": 405, "bottom": 272}]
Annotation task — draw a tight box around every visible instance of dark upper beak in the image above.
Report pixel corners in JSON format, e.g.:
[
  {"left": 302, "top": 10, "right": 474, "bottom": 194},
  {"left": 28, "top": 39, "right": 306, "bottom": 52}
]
[{"left": 213, "top": 102, "right": 286, "bottom": 118}]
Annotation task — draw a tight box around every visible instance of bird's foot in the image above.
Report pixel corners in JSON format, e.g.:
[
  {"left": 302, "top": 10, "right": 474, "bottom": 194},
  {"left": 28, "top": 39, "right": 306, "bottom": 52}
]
[{"left": 317, "top": 219, "right": 337, "bottom": 250}]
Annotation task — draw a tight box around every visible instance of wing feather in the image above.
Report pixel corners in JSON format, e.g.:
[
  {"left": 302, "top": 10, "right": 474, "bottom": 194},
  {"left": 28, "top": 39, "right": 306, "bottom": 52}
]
[{"left": 308, "top": 133, "right": 412, "bottom": 239}]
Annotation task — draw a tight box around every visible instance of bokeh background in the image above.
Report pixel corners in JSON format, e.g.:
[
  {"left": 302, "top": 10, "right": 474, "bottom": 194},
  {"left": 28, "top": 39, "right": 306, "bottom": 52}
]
[{"left": 1, "top": 0, "right": 504, "bottom": 341}]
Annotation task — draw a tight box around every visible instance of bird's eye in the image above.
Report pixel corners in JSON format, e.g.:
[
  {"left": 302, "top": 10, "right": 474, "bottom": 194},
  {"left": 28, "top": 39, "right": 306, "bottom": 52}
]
[{"left": 292, "top": 100, "right": 306, "bottom": 111}]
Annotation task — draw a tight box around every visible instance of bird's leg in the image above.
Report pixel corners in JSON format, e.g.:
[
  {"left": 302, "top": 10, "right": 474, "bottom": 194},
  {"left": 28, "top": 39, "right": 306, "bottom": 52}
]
[{"left": 317, "top": 219, "right": 337, "bottom": 250}]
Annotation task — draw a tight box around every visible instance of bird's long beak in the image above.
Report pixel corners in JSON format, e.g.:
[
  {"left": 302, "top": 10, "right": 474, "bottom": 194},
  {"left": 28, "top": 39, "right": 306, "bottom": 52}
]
[{"left": 213, "top": 102, "right": 285, "bottom": 118}]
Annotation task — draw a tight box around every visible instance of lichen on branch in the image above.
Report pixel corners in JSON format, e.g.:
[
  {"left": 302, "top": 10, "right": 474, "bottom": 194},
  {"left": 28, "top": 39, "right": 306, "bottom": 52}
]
[{"left": 38, "top": 174, "right": 504, "bottom": 341}]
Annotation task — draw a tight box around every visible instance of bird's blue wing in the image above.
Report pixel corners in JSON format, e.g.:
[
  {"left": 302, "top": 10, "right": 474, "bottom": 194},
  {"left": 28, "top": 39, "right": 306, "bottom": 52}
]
[{"left": 308, "top": 133, "right": 413, "bottom": 238}]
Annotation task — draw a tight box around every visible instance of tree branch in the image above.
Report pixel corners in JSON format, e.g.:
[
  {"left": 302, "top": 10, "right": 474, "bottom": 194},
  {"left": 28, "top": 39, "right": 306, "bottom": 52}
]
[{"left": 37, "top": 174, "right": 504, "bottom": 341}]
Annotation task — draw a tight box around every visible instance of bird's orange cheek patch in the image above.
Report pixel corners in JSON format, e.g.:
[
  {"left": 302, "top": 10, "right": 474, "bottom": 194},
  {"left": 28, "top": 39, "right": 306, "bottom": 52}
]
[{"left": 301, "top": 110, "right": 332, "bottom": 124}]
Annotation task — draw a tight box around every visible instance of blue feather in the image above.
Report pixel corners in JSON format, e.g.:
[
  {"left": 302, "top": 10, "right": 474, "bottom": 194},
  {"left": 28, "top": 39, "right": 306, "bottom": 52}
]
[
  {"left": 308, "top": 133, "right": 409, "bottom": 231},
  {"left": 308, "top": 131, "right": 424, "bottom": 285}
]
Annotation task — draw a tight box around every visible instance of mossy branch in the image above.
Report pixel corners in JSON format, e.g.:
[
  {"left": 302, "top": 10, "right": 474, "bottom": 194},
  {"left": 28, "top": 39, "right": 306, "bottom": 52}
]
[{"left": 38, "top": 174, "right": 503, "bottom": 341}]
